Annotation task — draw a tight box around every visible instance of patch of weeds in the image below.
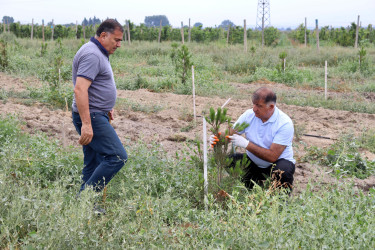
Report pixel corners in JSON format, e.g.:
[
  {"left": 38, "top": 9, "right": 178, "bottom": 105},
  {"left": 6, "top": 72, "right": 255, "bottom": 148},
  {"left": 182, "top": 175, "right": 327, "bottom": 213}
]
[
  {"left": 358, "top": 129, "right": 375, "bottom": 153},
  {"left": 180, "top": 122, "right": 195, "bottom": 132},
  {"left": 248, "top": 67, "right": 314, "bottom": 86},
  {"left": 326, "top": 134, "right": 375, "bottom": 179},
  {"left": 116, "top": 98, "right": 164, "bottom": 113}
]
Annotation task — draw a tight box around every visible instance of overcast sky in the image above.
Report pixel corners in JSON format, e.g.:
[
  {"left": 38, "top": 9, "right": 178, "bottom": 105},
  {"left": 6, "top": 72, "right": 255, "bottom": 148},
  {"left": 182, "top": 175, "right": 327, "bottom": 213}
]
[{"left": 1, "top": 0, "right": 374, "bottom": 28}]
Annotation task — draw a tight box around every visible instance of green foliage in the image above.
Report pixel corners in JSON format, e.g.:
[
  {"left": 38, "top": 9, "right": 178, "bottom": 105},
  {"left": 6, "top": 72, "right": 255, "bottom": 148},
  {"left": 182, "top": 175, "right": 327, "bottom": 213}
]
[
  {"left": 1, "top": 114, "right": 375, "bottom": 249},
  {"left": 289, "top": 23, "right": 310, "bottom": 44},
  {"left": 303, "top": 134, "right": 375, "bottom": 179},
  {"left": 264, "top": 27, "right": 280, "bottom": 46},
  {"left": 0, "top": 115, "right": 81, "bottom": 187},
  {"left": 326, "top": 135, "right": 375, "bottom": 179},
  {"left": 170, "top": 44, "right": 193, "bottom": 84},
  {"left": 0, "top": 39, "right": 9, "bottom": 70}
]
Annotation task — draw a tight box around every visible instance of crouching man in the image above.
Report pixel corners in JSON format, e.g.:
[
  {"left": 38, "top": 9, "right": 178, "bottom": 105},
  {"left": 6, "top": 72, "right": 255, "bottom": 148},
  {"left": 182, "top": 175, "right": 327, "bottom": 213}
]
[{"left": 210, "top": 87, "right": 295, "bottom": 192}]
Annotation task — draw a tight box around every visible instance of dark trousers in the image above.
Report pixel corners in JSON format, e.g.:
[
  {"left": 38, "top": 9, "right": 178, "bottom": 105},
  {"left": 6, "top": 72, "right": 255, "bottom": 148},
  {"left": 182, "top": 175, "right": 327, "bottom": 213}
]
[
  {"left": 72, "top": 112, "right": 128, "bottom": 192},
  {"left": 228, "top": 153, "right": 295, "bottom": 191}
]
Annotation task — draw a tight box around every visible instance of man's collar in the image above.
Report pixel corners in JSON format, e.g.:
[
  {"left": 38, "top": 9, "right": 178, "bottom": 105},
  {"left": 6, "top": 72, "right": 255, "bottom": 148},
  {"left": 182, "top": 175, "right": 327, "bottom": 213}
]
[
  {"left": 90, "top": 37, "right": 109, "bottom": 59},
  {"left": 263, "top": 106, "right": 278, "bottom": 124}
]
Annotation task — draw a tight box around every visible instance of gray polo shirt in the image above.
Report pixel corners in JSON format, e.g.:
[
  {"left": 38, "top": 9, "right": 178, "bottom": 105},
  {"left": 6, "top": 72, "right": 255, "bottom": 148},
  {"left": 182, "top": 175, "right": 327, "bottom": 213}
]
[{"left": 72, "top": 37, "right": 117, "bottom": 113}]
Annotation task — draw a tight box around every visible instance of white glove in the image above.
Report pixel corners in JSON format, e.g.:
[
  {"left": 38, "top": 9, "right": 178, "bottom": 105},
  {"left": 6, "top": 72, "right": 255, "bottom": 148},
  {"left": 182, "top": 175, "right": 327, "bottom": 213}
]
[
  {"left": 228, "top": 134, "right": 249, "bottom": 149},
  {"left": 209, "top": 134, "right": 219, "bottom": 147}
]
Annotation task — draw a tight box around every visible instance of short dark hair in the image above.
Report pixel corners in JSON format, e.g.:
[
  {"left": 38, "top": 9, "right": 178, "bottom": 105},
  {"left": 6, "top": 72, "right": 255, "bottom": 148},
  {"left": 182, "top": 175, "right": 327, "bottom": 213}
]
[
  {"left": 252, "top": 87, "right": 277, "bottom": 105},
  {"left": 96, "top": 19, "right": 124, "bottom": 36}
]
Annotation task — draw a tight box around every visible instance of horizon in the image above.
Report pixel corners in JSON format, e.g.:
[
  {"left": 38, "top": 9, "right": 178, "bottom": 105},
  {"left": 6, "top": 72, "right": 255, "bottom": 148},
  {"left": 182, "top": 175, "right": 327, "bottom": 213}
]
[{"left": 1, "top": 0, "right": 374, "bottom": 29}]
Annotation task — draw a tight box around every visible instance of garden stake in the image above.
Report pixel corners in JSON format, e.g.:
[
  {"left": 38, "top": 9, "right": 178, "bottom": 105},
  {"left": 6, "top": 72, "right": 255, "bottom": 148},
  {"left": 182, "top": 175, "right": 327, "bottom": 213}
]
[{"left": 203, "top": 117, "right": 208, "bottom": 210}]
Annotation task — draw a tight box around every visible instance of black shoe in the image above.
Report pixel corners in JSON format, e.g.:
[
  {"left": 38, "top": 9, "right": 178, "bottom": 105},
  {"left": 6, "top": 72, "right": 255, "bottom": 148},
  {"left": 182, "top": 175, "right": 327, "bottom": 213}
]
[{"left": 93, "top": 203, "right": 106, "bottom": 215}]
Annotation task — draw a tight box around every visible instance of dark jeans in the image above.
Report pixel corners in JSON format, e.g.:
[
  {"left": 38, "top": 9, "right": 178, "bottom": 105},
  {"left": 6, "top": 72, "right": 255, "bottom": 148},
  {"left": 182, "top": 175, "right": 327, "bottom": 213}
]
[
  {"left": 227, "top": 153, "right": 295, "bottom": 191},
  {"left": 72, "top": 112, "right": 128, "bottom": 192}
]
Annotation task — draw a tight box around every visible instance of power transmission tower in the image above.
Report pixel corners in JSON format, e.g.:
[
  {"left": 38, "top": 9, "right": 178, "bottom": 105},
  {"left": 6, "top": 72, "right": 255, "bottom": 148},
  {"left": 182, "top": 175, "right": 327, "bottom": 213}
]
[
  {"left": 256, "top": 0, "right": 270, "bottom": 30},
  {"left": 256, "top": 0, "right": 270, "bottom": 46}
]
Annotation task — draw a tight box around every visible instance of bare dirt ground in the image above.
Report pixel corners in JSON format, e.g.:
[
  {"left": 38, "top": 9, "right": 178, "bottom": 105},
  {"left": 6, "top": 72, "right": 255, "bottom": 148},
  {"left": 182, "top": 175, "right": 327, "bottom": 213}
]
[{"left": 1, "top": 72, "right": 374, "bottom": 194}]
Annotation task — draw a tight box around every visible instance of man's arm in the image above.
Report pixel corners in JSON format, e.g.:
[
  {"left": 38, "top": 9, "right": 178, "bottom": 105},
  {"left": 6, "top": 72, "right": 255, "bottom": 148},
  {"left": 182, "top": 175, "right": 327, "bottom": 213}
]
[
  {"left": 74, "top": 76, "right": 93, "bottom": 145},
  {"left": 228, "top": 134, "right": 286, "bottom": 163},
  {"left": 245, "top": 142, "right": 286, "bottom": 163}
]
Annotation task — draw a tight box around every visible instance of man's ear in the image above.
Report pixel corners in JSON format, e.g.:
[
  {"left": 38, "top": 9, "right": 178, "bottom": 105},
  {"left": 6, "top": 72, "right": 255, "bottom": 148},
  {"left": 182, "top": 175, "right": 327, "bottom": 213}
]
[
  {"left": 99, "top": 32, "right": 107, "bottom": 38},
  {"left": 268, "top": 103, "right": 275, "bottom": 109}
]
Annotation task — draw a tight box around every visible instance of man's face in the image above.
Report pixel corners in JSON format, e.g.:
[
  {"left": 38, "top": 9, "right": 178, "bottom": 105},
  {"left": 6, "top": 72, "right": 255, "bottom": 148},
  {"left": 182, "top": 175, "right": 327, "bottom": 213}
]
[
  {"left": 100, "top": 29, "right": 123, "bottom": 55},
  {"left": 252, "top": 98, "right": 274, "bottom": 122}
]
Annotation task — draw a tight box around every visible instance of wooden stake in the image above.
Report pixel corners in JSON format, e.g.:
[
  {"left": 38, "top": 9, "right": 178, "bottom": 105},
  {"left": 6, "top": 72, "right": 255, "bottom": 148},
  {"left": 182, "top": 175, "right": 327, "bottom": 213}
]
[
  {"left": 181, "top": 21, "right": 184, "bottom": 44},
  {"left": 325, "top": 61, "right": 328, "bottom": 100},
  {"left": 75, "top": 20, "right": 78, "bottom": 39},
  {"left": 221, "top": 98, "right": 231, "bottom": 109},
  {"left": 31, "top": 18, "right": 34, "bottom": 40},
  {"left": 244, "top": 19, "right": 247, "bottom": 52},
  {"left": 226, "top": 24, "right": 230, "bottom": 45},
  {"left": 315, "top": 19, "right": 320, "bottom": 53},
  {"left": 7, "top": 17, "right": 10, "bottom": 32},
  {"left": 51, "top": 19, "right": 54, "bottom": 41},
  {"left": 192, "top": 65, "right": 196, "bottom": 124},
  {"left": 355, "top": 15, "right": 360, "bottom": 48},
  {"left": 203, "top": 117, "right": 208, "bottom": 210},
  {"left": 304, "top": 17, "right": 307, "bottom": 47},
  {"left": 127, "top": 20, "right": 131, "bottom": 45},
  {"left": 188, "top": 18, "right": 191, "bottom": 42},
  {"left": 158, "top": 19, "right": 162, "bottom": 43},
  {"left": 283, "top": 58, "right": 286, "bottom": 72},
  {"left": 3, "top": 21, "right": 5, "bottom": 33},
  {"left": 42, "top": 19, "right": 45, "bottom": 42},
  {"left": 83, "top": 24, "right": 86, "bottom": 40}
]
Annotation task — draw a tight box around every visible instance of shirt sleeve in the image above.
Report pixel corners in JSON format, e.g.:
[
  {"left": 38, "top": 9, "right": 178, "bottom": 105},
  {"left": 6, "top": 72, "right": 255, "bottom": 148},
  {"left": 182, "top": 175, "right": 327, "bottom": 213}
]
[
  {"left": 273, "top": 122, "right": 294, "bottom": 146},
  {"left": 233, "top": 109, "right": 253, "bottom": 135},
  {"left": 76, "top": 53, "right": 100, "bottom": 82}
]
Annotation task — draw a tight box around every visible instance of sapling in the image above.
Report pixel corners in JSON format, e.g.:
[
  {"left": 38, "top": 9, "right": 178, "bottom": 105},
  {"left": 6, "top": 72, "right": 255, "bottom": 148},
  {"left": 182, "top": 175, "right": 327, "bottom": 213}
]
[
  {"left": 278, "top": 51, "right": 287, "bottom": 73},
  {"left": 358, "top": 46, "right": 366, "bottom": 71},
  {"left": 205, "top": 107, "right": 250, "bottom": 188}
]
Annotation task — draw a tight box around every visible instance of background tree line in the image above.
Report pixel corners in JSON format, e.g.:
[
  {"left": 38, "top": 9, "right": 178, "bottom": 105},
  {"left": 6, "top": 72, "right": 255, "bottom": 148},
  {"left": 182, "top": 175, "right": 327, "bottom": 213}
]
[
  {"left": 289, "top": 22, "right": 375, "bottom": 46},
  {"left": 1, "top": 15, "right": 374, "bottom": 46}
]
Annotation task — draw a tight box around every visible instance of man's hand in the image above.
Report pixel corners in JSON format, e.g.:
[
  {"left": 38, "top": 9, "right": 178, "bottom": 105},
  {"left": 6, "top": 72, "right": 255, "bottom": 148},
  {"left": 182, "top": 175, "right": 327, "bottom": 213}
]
[
  {"left": 79, "top": 123, "right": 93, "bottom": 145},
  {"left": 209, "top": 134, "right": 220, "bottom": 148},
  {"left": 228, "top": 134, "right": 249, "bottom": 149},
  {"left": 108, "top": 109, "right": 114, "bottom": 121}
]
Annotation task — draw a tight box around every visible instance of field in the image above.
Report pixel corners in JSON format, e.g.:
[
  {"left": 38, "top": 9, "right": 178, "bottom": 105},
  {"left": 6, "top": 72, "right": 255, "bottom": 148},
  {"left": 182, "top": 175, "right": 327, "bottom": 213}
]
[{"left": 0, "top": 32, "right": 375, "bottom": 248}]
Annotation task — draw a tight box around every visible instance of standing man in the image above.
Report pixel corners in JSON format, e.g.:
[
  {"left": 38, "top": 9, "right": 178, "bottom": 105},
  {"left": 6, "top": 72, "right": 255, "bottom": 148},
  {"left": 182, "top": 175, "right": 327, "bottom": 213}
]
[
  {"left": 210, "top": 87, "right": 295, "bottom": 191},
  {"left": 72, "top": 19, "right": 127, "bottom": 194}
]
